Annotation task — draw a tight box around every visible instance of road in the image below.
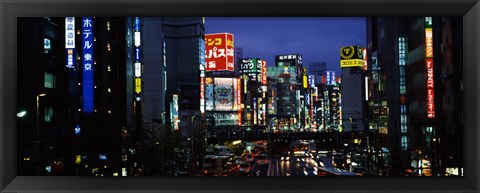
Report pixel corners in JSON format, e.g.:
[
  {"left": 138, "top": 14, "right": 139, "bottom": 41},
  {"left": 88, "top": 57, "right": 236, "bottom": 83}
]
[{"left": 271, "top": 155, "right": 318, "bottom": 176}]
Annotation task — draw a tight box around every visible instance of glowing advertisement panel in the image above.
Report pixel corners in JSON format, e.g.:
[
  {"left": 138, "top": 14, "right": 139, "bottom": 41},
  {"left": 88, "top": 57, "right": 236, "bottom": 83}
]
[
  {"left": 261, "top": 60, "right": 267, "bottom": 85},
  {"left": 171, "top": 94, "right": 179, "bottom": 130},
  {"left": 65, "top": 17, "right": 75, "bottom": 49},
  {"left": 426, "top": 58, "right": 435, "bottom": 118},
  {"left": 66, "top": 49, "right": 75, "bottom": 69},
  {"left": 308, "top": 75, "right": 315, "bottom": 88},
  {"left": 325, "top": 71, "right": 335, "bottom": 85},
  {"left": 205, "top": 77, "right": 214, "bottom": 111},
  {"left": 214, "top": 78, "right": 234, "bottom": 111},
  {"left": 200, "top": 77, "right": 205, "bottom": 114},
  {"left": 362, "top": 48, "right": 368, "bottom": 70},
  {"left": 205, "top": 33, "right": 234, "bottom": 71},
  {"left": 340, "top": 46, "right": 365, "bottom": 68},
  {"left": 240, "top": 58, "right": 259, "bottom": 74},
  {"left": 82, "top": 17, "right": 94, "bottom": 113},
  {"left": 425, "top": 17, "right": 435, "bottom": 118},
  {"left": 237, "top": 78, "right": 242, "bottom": 125},
  {"left": 135, "top": 78, "right": 142, "bottom": 93}
]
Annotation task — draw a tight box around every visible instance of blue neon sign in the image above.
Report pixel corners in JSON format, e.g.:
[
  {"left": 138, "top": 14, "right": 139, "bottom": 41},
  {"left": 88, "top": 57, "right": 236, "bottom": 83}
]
[
  {"left": 134, "top": 17, "right": 140, "bottom": 31},
  {"left": 82, "top": 17, "right": 94, "bottom": 113}
]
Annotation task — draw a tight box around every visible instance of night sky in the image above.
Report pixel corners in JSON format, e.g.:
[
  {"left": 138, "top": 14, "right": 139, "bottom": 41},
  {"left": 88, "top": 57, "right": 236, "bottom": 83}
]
[{"left": 205, "top": 17, "right": 367, "bottom": 76}]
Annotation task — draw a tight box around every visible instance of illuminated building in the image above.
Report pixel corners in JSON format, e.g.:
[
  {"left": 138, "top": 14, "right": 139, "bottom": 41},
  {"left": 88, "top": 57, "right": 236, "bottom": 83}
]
[
  {"left": 266, "top": 54, "right": 303, "bottom": 131},
  {"left": 18, "top": 17, "right": 128, "bottom": 175},
  {"left": 238, "top": 58, "right": 267, "bottom": 127},
  {"left": 366, "top": 17, "right": 463, "bottom": 176}
]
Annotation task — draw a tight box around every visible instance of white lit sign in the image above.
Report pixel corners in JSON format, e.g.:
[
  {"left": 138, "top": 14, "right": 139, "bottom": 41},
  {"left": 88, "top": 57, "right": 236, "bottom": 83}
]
[
  {"left": 134, "top": 31, "right": 141, "bottom": 47},
  {"left": 365, "top": 77, "right": 369, "bottom": 101},
  {"left": 135, "top": 62, "right": 141, "bottom": 77},
  {"left": 65, "top": 17, "right": 75, "bottom": 49}
]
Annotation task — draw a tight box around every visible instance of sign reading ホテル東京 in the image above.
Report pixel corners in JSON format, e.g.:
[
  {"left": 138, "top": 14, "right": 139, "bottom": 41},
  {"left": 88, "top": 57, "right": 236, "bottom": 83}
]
[
  {"left": 82, "top": 17, "right": 94, "bottom": 113},
  {"left": 205, "top": 33, "right": 234, "bottom": 71}
]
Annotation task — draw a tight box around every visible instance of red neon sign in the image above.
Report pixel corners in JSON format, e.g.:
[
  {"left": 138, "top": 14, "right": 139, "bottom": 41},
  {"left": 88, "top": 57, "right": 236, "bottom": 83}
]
[
  {"left": 261, "top": 60, "right": 267, "bottom": 85},
  {"left": 426, "top": 58, "right": 435, "bottom": 118},
  {"left": 205, "top": 33, "right": 234, "bottom": 71}
]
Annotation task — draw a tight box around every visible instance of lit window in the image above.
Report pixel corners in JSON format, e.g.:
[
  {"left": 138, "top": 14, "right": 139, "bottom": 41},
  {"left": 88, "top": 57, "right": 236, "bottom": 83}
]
[
  {"left": 75, "top": 125, "right": 81, "bottom": 135},
  {"left": 44, "top": 72, "right": 56, "bottom": 88},
  {"left": 44, "top": 38, "right": 51, "bottom": 51},
  {"left": 99, "top": 154, "right": 107, "bottom": 160},
  {"left": 401, "top": 136, "right": 408, "bottom": 150},
  {"left": 44, "top": 106, "right": 54, "bottom": 122},
  {"left": 45, "top": 165, "right": 52, "bottom": 173}
]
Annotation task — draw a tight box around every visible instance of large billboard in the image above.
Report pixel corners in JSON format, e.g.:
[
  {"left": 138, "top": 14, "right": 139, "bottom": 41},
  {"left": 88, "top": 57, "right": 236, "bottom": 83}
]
[
  {"left": 205, "top": 33, "right": 234, "bottom": 71},
  {"left": 240, "top": 58, "right": 260, "bottom": 74},
  {"left": 82, "top": 17, "right": 94, "bottom": 113},
  {"left": 340, "top": 46, "right": 365, "bottom": 68},
  {"left": 276, "top": 54, "right": 303, "bottom": 66},
  {"left": 214, "top": 78, "right": 235, "bottom": 111}
]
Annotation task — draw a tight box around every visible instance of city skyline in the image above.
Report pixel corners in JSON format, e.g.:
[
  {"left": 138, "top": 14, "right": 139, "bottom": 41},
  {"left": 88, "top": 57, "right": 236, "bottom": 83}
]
[
  {"left": 205, "top": 17, "right": 367, "bottom": 75},
  {"left": 16, "top": 17, "right": 463, "bottom": 177}
]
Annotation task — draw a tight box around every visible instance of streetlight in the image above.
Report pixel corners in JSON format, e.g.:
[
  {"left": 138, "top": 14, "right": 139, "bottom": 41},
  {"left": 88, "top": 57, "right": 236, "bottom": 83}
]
[
  {"left": 36, "top": 92, "right": 46, "bottom": 174},
  {"left": 17, "top": 110, "right": 27, "bottom": 118}
]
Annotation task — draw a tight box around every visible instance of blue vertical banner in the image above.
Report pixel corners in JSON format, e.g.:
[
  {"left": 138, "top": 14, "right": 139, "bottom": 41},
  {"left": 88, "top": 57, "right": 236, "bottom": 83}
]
[
  {"left": 134, "top": 17, "right": 141, "bottom": 31},
  {"left": 82, "top": 17, "right": 94, "bottom": 113}
]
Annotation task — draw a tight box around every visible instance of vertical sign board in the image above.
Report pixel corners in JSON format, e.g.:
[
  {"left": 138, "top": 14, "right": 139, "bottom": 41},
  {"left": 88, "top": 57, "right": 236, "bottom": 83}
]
[
  {"left": 303, "top": 68, "right": 308, "bottom": 88},
  {"left": 200, "top": 77, "right": 205, "bottom": 114},
  {"left": 237, "top": 78, "right": 242, "bottom": 125},
  {"left": 65, "top": 17, "right": 75, "bottom": 69},
  {"left": 82, "top": 17, "right": 94, "bottom": 113},
  {"left": 308, "top": 75, "right": 315, "bottom": 88},
  {"left": 205, "top": 33, "right": 234, "bottom": 71},
  {"left": 66, "top": 49, "right": 75, "bottom": 69},
  {"left": 362, "top": 48, "right": 368, "bottom": 71},
  {"left": 425, "top": 17, "right": 435, "bottom": 118},
  {"left": 253, "top": 98, "right": 257, "bottom": 125},
  {"left": 426, "top": 58, "right": 435, "bottom": 118},
  {"left": 261, "top": 60, "right": 267, "bottom": 85},
  {"left": 172, "top": 94, "right": 179, "bottom": 130},
  {"left": 65, "top": 17, "right": 75, "bottom": 49}
]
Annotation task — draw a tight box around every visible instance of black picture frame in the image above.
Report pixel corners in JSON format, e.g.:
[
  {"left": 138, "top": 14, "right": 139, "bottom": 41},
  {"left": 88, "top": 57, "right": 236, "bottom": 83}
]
[{"left": 1, "top": 0, "right": 479, "bottom": 192}]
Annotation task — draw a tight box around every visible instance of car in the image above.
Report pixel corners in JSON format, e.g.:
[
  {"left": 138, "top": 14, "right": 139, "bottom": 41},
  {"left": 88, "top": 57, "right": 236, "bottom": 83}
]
[
  {"left": 298, "top": 167, "right": 317, "bottom": 176},
  {"left": 297, "top": 161, "right": 308, "bottom": 169}
]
